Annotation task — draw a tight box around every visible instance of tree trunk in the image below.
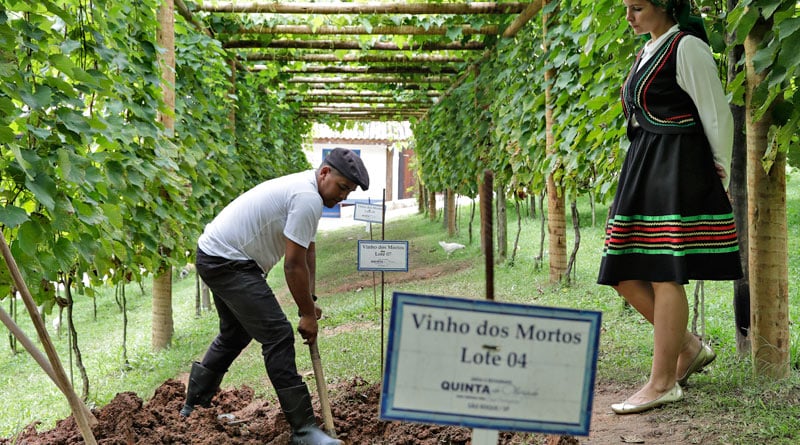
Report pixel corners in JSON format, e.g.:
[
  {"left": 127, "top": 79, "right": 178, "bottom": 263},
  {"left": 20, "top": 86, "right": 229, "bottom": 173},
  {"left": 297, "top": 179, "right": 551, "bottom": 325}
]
[
  {"left": 228, "top": 58, "right": 236, "bottom": 133},
  {"left": 469, "top": 199, "right": 476, "bottom": 246},
  {"left": 152, "top": 269, "right": 174, "bottom": 350},
  {"left": 418, "top": 183, "right": 426, "bottom": 214},
  {"left": 442, "top": 189, "right": 449, "bottom": 229},
  {"left": 727, "top": 0, "right": 750, "bottom": 356},
  {"left": 428, "top": 190, "right": 437, "bottom": 222},
  {"left": 201, "top": 280, "right": 212, "bottom": 312},
  {"left": 495, "top": 185, "right": 507, "bottom": 263},
  {"left": 446, "top": 189, "right": 456, "bottom": 236},
  {"left": 511, "top": 200, "right": 523, "bottom": 266},
  {"left": 544, "top": 128, "right": 567, "bottom": 281},
  {"left": 535, "top": 190, "right": 546, "bottom": 271},
  {"left": 65, "top": 281, "right": 90, "bottom": 400},
  {"left": 120, "top": 282, "right": 129, "bottom": 366},
  {"left": 153, "top": 0, "right": 176, "bottom": 351},
  {"left": 195, "top": 273, "right": 201, "bottom": 317},
  {"left": 543, "top": 0, "right": 566, "bottom": 283},
  {"left": 563, "top": 200, "right": 581, "bottom": 284},
  {"left": 157, "top": 0, "right": 175, "bottom": 134},
  {"left": 8, "top": 293, "right": 17, "bottom": 354},
  {"left": 744, "top": 17, "right": 789, "bottom": 379}
]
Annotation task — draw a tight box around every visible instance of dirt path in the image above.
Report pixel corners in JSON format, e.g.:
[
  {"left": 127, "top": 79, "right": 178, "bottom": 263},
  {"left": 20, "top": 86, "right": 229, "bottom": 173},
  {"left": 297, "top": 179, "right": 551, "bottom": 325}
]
[{"left": 585, "top": 380, "right": 707, "bottom": 444}]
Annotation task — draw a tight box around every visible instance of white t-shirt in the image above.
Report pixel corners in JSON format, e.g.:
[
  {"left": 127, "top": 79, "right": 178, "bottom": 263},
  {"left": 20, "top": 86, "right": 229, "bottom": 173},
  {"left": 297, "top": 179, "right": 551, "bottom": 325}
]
[
  {"left": 198, "top": 170, "right": 322, "bottom": 273},
  {"left": 639, "top": 25, "right": 734, "bottom": 189}
]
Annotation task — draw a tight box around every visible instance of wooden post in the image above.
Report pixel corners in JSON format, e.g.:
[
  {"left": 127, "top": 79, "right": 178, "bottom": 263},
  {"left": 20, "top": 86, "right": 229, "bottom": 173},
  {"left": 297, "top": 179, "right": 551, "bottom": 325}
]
[
  {"left": 480, "top": 170, "right": 494, "bottom": 301},
  {"left": 446, "top": 189, "right": 456, "bottom": 236},
  {"left": 543, "top": 0, "right": 567, "bottom": 284},
  {"left": 0, "top": 233, "right": 98, "bottom": 444},
  {"left": 152, "top": 0, "right": 177, "bottom": 351},
  {"left": 228, "top": 58, "right": 237, "bottom": 132},
  {"left": 495, "top": 183, "right": 507, "bottom": 263},
  {"left": 385, "top": 145, "right": 394, "bottom": 202},
  {"left": 474, "top": 170, "right": 495, "bottom": 443}
]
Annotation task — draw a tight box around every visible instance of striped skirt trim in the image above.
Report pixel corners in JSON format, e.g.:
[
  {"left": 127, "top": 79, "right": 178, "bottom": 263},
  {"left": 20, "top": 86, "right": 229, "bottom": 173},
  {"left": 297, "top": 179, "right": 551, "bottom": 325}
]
[{"left": 603, "top": 213, "right": 740, "bottom": 256}]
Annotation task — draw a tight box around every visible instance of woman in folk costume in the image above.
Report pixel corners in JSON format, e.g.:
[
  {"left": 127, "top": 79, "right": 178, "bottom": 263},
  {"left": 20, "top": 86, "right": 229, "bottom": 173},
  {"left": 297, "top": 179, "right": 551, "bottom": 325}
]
[{"left": 598, "top": 0, "right": 743, "bottom": 414}]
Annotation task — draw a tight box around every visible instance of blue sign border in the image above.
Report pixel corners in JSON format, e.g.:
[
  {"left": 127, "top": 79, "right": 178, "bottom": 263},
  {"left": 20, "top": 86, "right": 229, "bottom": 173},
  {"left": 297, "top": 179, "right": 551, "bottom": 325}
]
[
  {"left": 321, "top": 203, "right": 341, "bottom": 218},
  {"left": 379, "top": 292, "right": 601, "bottom": 436}
]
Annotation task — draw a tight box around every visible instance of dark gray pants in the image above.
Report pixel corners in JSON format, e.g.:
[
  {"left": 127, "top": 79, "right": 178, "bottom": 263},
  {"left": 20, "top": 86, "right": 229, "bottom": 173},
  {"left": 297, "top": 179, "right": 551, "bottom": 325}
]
[{"left": 195, "top": 248, "right": 302, "bottom": 390}]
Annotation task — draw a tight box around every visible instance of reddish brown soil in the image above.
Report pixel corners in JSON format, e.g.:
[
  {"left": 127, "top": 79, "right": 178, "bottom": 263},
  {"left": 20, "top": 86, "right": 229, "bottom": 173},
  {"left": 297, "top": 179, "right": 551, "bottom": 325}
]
[
  {"left": 1, "top": 376, "right": 711, "bottom": 445},
  {"left": 1, "top": 378, "right": 479, "bottom": 445}
]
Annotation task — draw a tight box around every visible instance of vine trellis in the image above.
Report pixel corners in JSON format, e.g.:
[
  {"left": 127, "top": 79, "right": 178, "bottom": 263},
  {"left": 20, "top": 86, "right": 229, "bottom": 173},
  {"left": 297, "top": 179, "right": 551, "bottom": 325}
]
[{"left": 0, "top": 4, "right": 796, "bottom": 437}]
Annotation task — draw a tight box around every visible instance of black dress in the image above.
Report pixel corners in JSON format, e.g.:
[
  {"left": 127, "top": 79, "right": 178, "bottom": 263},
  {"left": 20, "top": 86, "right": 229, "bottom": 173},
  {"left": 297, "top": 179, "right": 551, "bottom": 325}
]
[{"left": 597, "top": 31, "right": 743, "bottom": 285}]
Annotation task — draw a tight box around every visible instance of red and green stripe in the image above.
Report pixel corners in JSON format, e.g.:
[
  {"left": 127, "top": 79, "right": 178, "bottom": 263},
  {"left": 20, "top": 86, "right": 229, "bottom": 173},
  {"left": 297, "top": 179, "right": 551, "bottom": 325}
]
[{"left": 603, "top": 213, "right": 740, "bottom": 256}]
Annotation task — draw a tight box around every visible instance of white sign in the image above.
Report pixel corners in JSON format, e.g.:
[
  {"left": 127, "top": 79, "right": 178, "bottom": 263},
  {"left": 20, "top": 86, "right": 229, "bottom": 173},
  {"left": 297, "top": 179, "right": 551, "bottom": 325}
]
[
  {"left": 380, "top": 292, "right": 601, "bottom": 436},
  {"left": 354, "top": 202, "right": 384, "bottom": 224},
  {"left": 357, "top": 241, "right": 409, "bottom": 272}
]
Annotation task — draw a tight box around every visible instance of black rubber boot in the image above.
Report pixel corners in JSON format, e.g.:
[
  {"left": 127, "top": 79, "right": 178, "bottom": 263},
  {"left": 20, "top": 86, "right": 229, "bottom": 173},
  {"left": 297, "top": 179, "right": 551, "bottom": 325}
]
[
  {"left": 179, "top": 362, "right": 224, "bottom": 417},
  {"left": 276, "top": 383, "right": 341, "bottom": 445}
]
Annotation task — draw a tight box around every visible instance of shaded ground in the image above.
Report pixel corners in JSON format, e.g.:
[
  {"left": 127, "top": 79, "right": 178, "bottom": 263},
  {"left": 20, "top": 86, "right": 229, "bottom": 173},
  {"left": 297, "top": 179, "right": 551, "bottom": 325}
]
[{"left": 2, "top": 376, "right": 713, "bottom": 445}]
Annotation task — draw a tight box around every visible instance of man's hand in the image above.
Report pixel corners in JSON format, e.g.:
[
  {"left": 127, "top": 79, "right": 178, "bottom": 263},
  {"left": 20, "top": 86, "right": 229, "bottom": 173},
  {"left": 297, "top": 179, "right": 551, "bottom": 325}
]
[
  {"left": 296, "top": 302, "right": 323, "bottom": 319},
  {"left": 297, "top": 314, "right": 319, "bottom": 345}
]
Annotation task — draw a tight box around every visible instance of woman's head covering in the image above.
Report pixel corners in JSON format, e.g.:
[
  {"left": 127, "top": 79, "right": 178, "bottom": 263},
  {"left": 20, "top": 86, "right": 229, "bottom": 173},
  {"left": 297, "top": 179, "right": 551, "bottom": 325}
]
[{"left": 650, "top": 0, "right": 709, "bottom": 43}]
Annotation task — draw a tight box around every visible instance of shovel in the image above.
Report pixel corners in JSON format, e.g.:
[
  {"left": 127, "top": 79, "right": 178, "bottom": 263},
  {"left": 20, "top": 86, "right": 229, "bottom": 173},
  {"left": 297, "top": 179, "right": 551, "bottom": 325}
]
[{"left": 309, "top": 340, "right": 337, "bottom": 438}]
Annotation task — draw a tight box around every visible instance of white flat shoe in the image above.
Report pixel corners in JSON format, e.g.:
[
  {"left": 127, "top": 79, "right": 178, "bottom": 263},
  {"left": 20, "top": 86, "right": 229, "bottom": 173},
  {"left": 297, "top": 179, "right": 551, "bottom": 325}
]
[
  {"left": 678, "top": 342, "right": 716, "bottom": 385},
  {"left": 611, "top": 383, "right": 684, "bottom": 415}
]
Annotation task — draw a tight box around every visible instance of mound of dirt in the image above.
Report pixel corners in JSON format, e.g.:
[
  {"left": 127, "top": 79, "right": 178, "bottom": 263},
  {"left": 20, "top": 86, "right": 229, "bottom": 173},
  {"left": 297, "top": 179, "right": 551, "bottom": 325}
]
[
  {"left": 1, "top": 377, "right": 578, "bottom": 445},
  {"left": 3, "top": 375, "right": 719, "bottom": 444}
]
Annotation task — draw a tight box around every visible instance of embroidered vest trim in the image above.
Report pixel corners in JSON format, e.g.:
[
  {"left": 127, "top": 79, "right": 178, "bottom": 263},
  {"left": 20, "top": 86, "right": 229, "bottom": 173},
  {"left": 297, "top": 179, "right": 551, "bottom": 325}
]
[{"left": 621, "top": 32, "right": 701, "bottom": 134}]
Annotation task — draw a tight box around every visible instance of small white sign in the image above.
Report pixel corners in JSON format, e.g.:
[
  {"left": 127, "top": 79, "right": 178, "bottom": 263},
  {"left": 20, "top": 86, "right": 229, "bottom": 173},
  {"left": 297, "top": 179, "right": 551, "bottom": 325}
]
[
  {"left": 354, "top": 202, "right": 384, "bottom": 224},
  {"left": 380, "top": 292, "right": 601, "bottom": 436},
  {"left": 357, "top": 241, "right": 409, "bottom": 272}
]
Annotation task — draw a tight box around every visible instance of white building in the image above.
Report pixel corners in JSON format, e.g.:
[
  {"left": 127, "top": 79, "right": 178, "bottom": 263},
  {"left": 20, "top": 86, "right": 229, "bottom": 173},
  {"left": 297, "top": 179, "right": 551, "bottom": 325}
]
[{"left": 307, "top": 122, "right": 416, "bottom": 205}]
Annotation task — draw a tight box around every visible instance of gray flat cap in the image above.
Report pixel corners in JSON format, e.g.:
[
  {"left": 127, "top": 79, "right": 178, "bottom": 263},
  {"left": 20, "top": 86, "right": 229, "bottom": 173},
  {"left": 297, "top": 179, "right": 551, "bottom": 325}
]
[{"left": 324, "top": 147, "right": 370, "bottom": 191}]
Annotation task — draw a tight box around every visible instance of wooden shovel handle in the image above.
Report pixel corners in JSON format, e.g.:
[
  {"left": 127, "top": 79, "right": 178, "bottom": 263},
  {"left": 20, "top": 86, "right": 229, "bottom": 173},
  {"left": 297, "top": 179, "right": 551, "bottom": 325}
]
[{"left": 309, "top": 341, "right": 336, "bottom": 438}]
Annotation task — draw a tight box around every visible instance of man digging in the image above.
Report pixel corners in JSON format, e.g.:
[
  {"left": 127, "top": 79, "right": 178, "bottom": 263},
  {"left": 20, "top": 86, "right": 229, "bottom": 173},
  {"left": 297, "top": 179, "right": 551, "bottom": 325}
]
[{"left": 180, "top": 148, "right": 369, "bottom": 445}]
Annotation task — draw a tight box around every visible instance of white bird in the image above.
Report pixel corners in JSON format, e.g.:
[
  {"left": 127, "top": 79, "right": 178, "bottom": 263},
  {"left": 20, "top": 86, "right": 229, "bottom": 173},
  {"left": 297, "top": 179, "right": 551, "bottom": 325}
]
[
  {"left": 439, "top": 241, "right": 465, "bottom": 256},
  {"left": 179, "top": 263, "right": 195, "bottom": 279}
]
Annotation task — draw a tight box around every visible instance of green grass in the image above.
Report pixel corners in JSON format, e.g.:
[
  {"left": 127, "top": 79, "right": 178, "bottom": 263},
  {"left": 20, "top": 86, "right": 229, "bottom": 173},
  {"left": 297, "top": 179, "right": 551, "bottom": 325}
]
[{"left": 1, "top": 170, "right": 799, "bottom": 442}]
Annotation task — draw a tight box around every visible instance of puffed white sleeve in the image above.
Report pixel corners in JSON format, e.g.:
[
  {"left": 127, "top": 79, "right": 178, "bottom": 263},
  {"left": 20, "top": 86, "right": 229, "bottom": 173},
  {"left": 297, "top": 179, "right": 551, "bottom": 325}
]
[{"left": 676, "top": 36, "right": 734, "bottom": 190}]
